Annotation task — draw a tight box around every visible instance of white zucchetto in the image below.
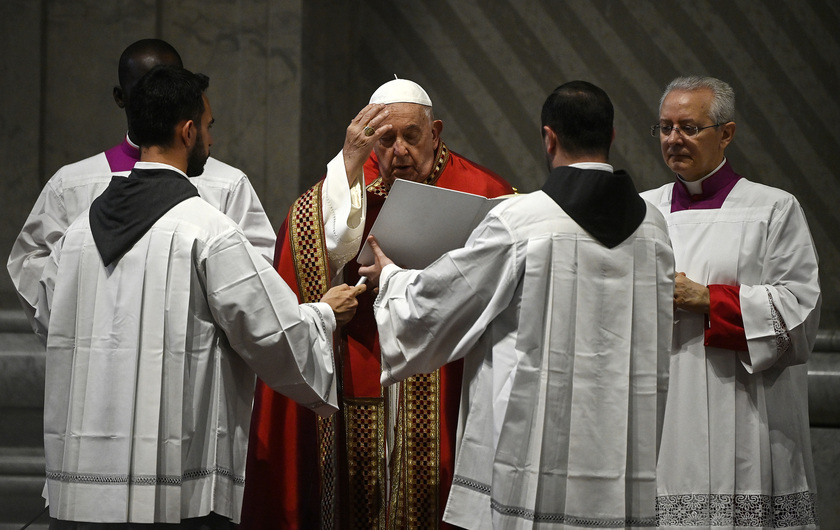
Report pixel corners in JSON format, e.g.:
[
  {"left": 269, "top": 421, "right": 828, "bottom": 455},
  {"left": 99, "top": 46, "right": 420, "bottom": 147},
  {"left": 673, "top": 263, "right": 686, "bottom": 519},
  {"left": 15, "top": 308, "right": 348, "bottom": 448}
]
[{"left": 369, "top": 79, "right": 433, "bottom": 107}]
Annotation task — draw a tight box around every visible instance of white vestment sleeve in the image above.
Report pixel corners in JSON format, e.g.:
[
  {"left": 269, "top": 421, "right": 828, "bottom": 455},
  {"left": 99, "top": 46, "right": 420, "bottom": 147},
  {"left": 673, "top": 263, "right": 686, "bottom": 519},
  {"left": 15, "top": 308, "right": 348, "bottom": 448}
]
[
  {"left": 32, "top": 234, "right": 62, "bottom": 346},
  {"left": 8, "top": 181, "right": 68, "bottom": 326},
  {"left": 205, "top": 230, "right": 338, "bottom": 416},
  {"left": 374, "top": 214, "right": 519, "bottom": 386},
  {"left": 321, "top": 151, "right": 366, "bottom": 278},
  {"left": 207, "top": 170, "right": 277, "bottom": 264},
  {"left": 738, "top": 196, "right": 820, "bottom": 373}
]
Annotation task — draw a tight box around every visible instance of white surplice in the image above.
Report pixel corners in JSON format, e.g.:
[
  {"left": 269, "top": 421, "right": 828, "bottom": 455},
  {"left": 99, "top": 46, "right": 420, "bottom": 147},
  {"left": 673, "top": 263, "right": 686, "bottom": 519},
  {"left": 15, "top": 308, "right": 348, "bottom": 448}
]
[
  {"left": 642, "top": 178, "right": 821, "bottom": 528},
  {"left": 34, "top": 195, "right": 338, "bottom": 524},
  {"left": 8, "top": 148, "right": 276, "bottom": 325},
  {"left": 374, "top": 190, "right": 674, "bottom": 529}
]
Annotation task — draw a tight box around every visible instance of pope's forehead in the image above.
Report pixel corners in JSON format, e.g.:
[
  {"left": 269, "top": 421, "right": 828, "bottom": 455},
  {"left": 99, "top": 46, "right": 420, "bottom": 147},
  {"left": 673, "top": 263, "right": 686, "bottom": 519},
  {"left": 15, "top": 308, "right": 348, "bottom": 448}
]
[{"left": 386, "top": 102, "right": 429, "bottom": 118}]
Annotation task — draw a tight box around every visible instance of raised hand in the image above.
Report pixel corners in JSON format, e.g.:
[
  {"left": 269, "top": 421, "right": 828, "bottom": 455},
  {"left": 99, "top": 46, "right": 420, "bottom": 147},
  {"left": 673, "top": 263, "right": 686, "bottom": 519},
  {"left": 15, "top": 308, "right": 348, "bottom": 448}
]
[{"left": 343, "top": 104, "right": 392, "bottom": 186}]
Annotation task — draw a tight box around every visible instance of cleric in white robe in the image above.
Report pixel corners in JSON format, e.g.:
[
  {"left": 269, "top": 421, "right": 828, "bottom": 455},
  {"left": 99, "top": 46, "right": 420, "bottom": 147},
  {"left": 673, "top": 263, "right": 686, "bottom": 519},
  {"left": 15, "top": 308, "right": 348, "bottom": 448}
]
[
  {"left": 643, "top": 76, "right": 820, "bottom": 528},
  {"left": 34, "top": 66, "right": 362, "bottom": 527},
  {"left": 8, "top": 39, "right": 277, "bottom": 331},
  {"left": 361, "top": 81, "right": 674, "bottom": 529}
]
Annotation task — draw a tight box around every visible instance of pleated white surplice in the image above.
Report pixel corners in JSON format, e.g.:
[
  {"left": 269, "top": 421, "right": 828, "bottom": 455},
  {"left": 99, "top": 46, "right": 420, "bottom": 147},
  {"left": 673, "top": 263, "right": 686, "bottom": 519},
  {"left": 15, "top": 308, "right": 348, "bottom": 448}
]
[
  {"left": 643, "top": 178, "right": 821, "bottom": 529},
  {"left": 375, "top": 191, "right": 674, "bottom": 529},
  {"left": 35, "top": 197, "right": 338, "bottom": 524}
]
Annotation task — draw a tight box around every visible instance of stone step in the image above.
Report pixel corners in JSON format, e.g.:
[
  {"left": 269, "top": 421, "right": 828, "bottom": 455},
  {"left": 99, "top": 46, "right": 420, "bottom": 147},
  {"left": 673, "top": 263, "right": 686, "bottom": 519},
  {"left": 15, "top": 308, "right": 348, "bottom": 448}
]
[
  {"left": 0, "top": 323, "right": 46, "bottom": 448},
  {"left": 0, "top": 448, "right": 47, "bottom": 530},
  {"left": 0, "top": 447, "right": 44, "bottom": 474},
  {"left": 0, "top": 309, "right": 33, "bottom": 333}
]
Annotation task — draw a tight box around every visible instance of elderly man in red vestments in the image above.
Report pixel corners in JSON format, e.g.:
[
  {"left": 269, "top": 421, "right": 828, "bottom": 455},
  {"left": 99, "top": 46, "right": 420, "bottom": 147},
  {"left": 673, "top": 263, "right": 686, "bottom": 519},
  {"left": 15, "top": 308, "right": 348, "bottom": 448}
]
[{"left": 240, "top": 80, "right": 514, "bottom": 529}]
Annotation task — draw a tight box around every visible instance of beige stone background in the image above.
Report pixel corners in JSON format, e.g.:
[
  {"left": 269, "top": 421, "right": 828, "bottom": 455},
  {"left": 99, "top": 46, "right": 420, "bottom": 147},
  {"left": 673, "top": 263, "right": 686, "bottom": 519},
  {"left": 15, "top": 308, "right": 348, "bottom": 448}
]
[{"left": 1, "top": 0, "right": 838, "bottom": 526}]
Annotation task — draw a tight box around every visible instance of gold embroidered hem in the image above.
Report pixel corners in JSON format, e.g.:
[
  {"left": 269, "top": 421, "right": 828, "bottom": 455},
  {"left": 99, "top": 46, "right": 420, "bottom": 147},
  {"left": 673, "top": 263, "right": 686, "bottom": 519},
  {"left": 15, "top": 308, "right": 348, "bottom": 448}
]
[
  {"left": 388, "top": 372, "right": 441, "bottom": 530},
  {"left": 344, "top": 397, "right": 388, "bottom": 528}
]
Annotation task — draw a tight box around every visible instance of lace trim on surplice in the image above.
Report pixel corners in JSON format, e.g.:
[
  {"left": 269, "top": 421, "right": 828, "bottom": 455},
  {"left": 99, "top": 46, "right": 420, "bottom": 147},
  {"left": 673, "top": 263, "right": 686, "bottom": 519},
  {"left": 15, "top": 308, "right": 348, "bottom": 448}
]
[
  {"left": 767, "top": 288, "right": 792, "bottom": 356},
  {"left": 46, "top": 466, "right": 245, "bottom": 487},
  {"left": 656, "top": 491, "right": 818, "bottom": 527}
]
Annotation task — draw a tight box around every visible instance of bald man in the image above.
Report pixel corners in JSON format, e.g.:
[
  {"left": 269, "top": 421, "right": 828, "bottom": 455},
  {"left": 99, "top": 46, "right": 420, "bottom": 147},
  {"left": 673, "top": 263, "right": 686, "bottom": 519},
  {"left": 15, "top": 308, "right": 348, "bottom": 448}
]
[{"left": 8, "top": 38, "right": 276, "bottom": 325}]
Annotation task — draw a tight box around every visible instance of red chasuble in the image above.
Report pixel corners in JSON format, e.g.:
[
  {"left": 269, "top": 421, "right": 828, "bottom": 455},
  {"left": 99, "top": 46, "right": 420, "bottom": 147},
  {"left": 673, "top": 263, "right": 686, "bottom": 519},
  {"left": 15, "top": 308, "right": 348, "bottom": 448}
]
[{"left": 240, "top": 143, "right": 513, "bottom": 530}]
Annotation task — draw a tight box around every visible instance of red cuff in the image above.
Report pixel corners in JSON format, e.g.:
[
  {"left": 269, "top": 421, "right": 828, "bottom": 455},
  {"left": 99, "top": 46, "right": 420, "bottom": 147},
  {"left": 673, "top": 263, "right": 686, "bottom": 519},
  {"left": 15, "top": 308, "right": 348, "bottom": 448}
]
[{"left": 704, "top": 284, "right": 749, "bottom": 351}]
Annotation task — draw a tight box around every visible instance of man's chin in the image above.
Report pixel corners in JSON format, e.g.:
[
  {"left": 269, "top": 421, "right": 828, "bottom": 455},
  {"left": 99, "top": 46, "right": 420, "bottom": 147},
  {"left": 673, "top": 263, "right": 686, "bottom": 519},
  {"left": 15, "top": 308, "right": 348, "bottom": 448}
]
[
  {"left": 666, "top": 158, "right": 691, "bottom": 173},
  {"left": 186, "top": 160, "right": 208, "bottom": 178},
  {"left": 186, "top": 147, "right": 210, "bottom": 177}
]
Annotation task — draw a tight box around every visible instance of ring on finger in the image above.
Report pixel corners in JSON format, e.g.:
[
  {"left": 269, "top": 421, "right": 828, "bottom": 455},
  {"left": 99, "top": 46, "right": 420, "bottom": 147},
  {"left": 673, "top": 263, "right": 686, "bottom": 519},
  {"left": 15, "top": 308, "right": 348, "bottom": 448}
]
[{"left": 363, "top": 125, "right": 375, "bottom": 137}]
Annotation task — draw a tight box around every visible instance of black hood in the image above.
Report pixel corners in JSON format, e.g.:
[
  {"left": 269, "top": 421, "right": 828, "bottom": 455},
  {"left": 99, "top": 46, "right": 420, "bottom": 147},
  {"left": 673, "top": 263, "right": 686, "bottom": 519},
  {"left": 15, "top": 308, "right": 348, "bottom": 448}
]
[
  {"left": 89, "top": 167, "right": 199, "bottom": 266},
  {"left": 541, "top": 166, "right": 647, "bottom": 248}
]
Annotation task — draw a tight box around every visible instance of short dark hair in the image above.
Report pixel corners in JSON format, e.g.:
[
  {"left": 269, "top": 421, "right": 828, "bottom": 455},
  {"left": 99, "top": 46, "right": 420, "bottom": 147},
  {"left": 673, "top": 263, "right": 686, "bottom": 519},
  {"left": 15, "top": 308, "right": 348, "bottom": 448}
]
[
  {"left": 118, "top": 39, "right": 183, "bottom": 91},
  {"left": 128, "top": 65, "right": 210, "bottom": 148},
  {"left": 541, "top": 81, "right": 613, "bottom": 159}
]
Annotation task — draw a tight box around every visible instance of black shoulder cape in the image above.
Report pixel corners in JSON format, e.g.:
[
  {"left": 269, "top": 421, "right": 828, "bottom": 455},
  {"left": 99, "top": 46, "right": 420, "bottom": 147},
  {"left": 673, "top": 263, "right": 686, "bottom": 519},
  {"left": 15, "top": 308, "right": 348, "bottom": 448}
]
[
  {"left": 541, "top": 166, "right": 647, "bottom": 248},
  {"left": 89, "top": 167, "right": 199, "bottom": 266}
]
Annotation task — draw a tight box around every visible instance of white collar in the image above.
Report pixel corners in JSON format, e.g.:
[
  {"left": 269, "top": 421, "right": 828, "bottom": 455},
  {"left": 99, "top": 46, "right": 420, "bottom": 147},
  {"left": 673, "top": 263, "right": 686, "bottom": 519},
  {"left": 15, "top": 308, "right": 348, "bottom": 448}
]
[
  {"left": 125, "top": 133, "right": 139, "bottom": 150},
  {"left": 134, "top": 161, "right": 189, "bottom": 179},
  {"left": 677, "top": 158, "right": 726, "bottom": 195},
  {"left": 569, "top": 161, "right": 614, "bottom": 173}
]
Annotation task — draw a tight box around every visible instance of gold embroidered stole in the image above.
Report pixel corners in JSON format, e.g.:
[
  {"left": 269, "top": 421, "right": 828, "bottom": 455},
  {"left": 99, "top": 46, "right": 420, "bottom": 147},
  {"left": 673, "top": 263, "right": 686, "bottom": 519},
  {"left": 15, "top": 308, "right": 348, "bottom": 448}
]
[
  {"left": 288, "top": 180, "right": 340, "bottom": 529},
  {"left": 288, "top": 143, "right": 452, "bottom": 529}
]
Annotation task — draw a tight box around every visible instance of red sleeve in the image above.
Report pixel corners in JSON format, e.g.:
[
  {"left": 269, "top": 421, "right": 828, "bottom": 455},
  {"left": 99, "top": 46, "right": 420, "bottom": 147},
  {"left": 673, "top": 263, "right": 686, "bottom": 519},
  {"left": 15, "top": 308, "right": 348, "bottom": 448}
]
[{"left": 704, "top": 284, "right": 749, "bottom": 351}]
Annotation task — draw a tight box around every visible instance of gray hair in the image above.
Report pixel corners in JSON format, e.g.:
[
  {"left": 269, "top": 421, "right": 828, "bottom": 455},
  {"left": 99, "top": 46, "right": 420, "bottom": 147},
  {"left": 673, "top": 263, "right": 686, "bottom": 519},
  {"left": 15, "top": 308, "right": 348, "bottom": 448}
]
[
  {"left": 660, "top": 76, "right": 735, "bottom": 124},
  {"left": 423, "top": 105, "right": 434, "bottom": 122}
]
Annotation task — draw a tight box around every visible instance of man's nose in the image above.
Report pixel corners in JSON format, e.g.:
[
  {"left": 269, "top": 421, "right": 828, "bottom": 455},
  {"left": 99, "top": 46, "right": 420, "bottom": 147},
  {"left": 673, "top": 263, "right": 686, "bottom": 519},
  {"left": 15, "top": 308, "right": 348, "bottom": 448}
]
[
  {"left": 393, "top": 139, "right": 407, "bottom": 156},
  {"left": 664, "top": 128, "right": 683, "bottom": 145}
]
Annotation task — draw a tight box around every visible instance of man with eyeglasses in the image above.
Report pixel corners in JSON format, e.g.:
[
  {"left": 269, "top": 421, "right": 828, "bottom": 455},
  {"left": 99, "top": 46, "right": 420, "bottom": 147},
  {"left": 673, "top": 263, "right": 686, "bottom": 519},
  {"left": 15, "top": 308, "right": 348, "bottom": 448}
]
[{"left": 642, "top": 76, "right": 821, "bottom": 528}]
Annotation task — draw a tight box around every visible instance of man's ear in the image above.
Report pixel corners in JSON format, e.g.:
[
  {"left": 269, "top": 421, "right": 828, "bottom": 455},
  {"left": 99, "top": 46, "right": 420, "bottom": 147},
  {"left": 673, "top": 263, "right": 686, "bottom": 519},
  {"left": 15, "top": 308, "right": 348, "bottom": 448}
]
[
  {"left": 179, "top": 120, "right": 196, "bottom": 149},
  {"left": 542, "top": 125, "right": 557, "bottom": 156},
  {"left": 719, "top": 121, "right": 736, "bottom": 150},
  {"left": 431, "top": 119, "right": 443, "bottom": 149},
  {"left": 113, "top": 86, "right": 125, "bottom": 109}
]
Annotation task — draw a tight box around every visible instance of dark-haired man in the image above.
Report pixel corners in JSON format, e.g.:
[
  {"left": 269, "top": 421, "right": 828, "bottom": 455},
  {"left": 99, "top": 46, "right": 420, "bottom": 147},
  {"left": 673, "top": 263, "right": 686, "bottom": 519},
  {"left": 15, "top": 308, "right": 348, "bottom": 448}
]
[
  {"left": 359, "top": 81, "right": 674, "bottom": 528},
  {"left": 35, "top": 65, "right": 363, "bottom": 528},
  {"left": 8, "top": 38, "right": 275, "bottom": 327}
]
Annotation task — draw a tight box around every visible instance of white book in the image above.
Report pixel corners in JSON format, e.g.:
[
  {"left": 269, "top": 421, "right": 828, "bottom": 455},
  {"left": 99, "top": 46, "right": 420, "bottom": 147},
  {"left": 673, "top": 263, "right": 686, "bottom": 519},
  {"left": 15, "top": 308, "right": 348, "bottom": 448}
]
[{"left": 357, "top": 178, "right": 510, "bottom": 269}]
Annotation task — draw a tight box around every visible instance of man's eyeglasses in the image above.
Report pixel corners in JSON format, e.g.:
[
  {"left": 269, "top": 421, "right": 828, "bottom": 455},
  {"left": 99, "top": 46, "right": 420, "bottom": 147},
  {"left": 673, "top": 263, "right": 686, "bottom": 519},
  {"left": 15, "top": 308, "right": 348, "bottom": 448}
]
[{"left": 650, "top": 123, "right": 724, "bottom": 137}]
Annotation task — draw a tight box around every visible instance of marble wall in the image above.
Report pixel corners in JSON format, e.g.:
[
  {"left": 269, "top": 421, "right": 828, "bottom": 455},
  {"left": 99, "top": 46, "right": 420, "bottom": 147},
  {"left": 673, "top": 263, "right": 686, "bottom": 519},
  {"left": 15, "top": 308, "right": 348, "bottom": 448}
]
[
  {"left": 298, "top": 0, "right": 840, "bottom": 329},
  {"left": 3, "top": 1, "right": 840, "bottom": 326},
  {"left": 0, "top": 0, "right": 303, "bottom": 290}
]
